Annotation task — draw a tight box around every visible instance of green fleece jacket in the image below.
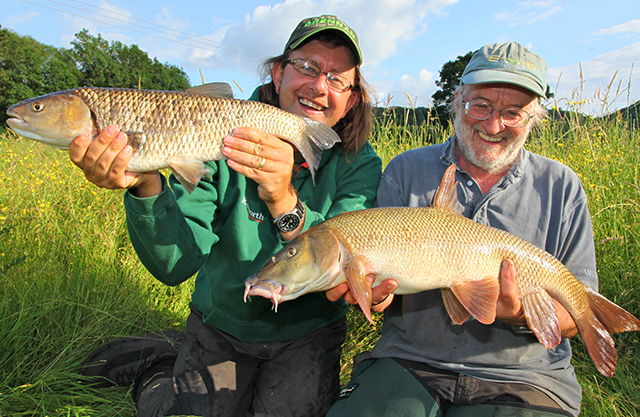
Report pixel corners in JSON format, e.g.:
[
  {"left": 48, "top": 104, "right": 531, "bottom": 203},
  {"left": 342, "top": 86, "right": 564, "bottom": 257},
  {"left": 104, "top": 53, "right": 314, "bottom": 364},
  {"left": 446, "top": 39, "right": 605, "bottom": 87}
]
[{"left": 123, "top": 87, "right": 382, "bottom": 342}]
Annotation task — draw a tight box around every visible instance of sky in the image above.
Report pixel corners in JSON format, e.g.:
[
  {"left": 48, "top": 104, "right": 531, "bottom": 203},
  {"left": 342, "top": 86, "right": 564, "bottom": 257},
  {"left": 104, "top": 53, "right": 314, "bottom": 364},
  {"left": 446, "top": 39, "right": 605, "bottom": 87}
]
[{"left": 3, "top": 0, "right": 640, "bottom": 116}]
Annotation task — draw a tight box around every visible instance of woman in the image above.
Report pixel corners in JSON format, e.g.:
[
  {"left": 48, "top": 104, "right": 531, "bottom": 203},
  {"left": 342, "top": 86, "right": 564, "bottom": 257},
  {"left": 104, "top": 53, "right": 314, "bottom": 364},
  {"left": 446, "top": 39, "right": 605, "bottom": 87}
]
[{"left": 75, "top": 15, "right": 382, "bottom": 417}]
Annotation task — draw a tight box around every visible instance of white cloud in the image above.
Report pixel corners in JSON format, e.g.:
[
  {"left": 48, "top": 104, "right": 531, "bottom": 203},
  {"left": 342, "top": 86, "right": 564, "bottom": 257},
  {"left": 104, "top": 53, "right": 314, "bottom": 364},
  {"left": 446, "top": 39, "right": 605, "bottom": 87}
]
[
  {"left": 547, "top": 41, "right": 640, "bottom": 115},
  {"left": 592, "top": 19, "right": 640, "bottom": 37},
  {"left": 5, "top": 10, "right": 39, "bottom": 26},
  {"left": 184, "top": 0, "right": 460, "bottom": 78},
  {"left": 494, "top": 1, "right": 562, "bottom": 27}
]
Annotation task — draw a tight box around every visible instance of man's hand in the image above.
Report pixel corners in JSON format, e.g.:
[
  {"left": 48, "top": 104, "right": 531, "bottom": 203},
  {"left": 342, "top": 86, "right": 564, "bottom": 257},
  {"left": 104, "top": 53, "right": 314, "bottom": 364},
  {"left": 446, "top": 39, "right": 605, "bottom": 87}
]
[
  {"left": 497, "top": 259, "right": 577, "bottom": 337},
  {"left": 326, "top": 276, "right": 398, "bottom": 312}
]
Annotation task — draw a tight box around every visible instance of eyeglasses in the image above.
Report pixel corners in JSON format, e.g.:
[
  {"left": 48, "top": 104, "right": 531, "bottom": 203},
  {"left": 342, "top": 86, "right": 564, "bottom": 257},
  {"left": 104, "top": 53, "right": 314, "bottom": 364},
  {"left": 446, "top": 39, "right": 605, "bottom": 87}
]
[
  {"left": 463, "top": 99, "right": 531, "bottom": 127},
  {"left": 285, "top": 58, "right": 354, "bottom": 92}
]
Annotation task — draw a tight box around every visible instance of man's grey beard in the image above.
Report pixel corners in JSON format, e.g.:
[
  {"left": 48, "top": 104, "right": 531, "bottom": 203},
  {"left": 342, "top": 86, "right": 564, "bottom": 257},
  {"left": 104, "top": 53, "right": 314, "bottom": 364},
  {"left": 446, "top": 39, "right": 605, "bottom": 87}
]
[{"left": 453, "top": 114, "right": 528, "bottom": 174}]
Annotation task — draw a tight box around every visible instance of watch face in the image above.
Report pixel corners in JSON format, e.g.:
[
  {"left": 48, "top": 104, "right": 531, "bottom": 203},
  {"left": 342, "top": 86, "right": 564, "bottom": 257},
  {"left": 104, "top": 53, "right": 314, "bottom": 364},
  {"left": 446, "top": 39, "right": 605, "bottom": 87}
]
[{"left": 277, "top": 213, "right": 301, "bottom": 232}]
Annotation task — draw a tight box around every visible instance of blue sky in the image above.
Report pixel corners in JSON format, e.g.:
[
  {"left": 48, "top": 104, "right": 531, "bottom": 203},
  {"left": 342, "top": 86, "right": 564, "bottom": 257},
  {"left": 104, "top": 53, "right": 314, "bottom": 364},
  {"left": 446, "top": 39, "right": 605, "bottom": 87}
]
[{"left": 3, "top": 0, "right": 640, "bottom": 115}]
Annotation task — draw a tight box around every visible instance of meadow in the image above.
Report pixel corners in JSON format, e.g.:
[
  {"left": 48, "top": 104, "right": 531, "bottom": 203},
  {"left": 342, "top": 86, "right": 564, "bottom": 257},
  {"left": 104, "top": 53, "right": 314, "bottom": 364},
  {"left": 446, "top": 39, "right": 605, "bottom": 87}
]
[{"left": 1, "top": 101, "right": 640, "bottom": 416}]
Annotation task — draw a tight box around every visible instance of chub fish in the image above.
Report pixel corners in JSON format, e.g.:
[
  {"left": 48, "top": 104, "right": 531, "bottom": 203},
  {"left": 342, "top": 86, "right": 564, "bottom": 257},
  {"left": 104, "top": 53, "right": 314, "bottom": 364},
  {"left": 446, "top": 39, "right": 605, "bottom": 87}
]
[
  {"left": 5, "top": 83, "right": 340, "bottom": 193},
  {"left": 244, "top": 164, "right": 640, "bottom": 377}
]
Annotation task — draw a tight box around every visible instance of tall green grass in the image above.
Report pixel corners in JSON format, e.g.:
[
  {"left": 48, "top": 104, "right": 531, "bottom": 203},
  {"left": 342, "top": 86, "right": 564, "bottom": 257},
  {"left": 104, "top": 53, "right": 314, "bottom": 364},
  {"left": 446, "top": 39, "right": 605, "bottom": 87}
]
[{"left": 1, "top": 105, "right": 639, "bottom": 415}]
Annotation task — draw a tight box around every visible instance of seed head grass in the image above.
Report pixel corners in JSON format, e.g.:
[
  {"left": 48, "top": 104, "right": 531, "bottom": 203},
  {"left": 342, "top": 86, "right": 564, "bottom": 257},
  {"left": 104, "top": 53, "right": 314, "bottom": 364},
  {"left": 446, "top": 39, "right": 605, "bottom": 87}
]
[{"left": 1, "top": 97, "right": 640, "bottom": 415}]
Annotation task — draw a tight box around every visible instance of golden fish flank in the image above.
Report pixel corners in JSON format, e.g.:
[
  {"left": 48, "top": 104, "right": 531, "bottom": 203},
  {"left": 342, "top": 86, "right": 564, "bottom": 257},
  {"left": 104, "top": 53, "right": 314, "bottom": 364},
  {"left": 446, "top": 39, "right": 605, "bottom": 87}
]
[
  {"left": 244, "top": 164, "right": 640, "bottom": 378},
  {"left": 5, "top": 83, "right": 340, "bottom": 193}
]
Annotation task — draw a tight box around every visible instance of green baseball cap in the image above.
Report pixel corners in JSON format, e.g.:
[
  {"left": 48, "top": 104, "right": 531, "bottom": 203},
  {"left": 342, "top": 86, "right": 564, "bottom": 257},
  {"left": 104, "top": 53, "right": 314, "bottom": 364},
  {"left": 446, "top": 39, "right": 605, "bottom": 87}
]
[
  {"left": 461, "top": 42, "right": 548, "bottom": 98},
  {"left": 284, "top": 15, "right": 362, "bottom": 65}
]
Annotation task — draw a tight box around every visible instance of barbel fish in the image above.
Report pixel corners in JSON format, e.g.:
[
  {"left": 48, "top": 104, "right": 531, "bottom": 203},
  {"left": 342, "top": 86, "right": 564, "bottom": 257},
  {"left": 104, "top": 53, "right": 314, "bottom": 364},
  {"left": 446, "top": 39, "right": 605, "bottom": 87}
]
[
  {"left": 244, "top": 164, "right": 640, "bottom": 377},
  {"left": 5, "top": 83, "right": 340, "bottom": 193}
]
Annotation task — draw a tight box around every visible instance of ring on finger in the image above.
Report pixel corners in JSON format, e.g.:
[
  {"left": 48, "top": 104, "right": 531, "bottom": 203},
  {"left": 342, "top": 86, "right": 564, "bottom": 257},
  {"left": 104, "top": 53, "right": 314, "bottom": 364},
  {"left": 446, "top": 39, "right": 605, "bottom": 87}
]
[{"left": 257, "top": 157, "right": 267, "bottom": 170}]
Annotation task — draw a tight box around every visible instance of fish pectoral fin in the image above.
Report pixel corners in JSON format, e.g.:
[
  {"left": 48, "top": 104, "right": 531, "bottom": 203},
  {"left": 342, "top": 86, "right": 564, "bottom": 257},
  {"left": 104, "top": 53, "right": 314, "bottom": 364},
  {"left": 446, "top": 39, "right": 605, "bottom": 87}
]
[
  {"left": 450, "top": 276, "right": 499, "bottom": 325},
  {"left": 441, "top": 288, "right": 471, "bottom": 325},
  {"left": 521, "top": 291, "right": 561, "bottom": 349},
  {"left": 169, "top": 157, "right": 211, "bottom": 195},
  {"left": 185, "top": 82, "right": 234, "bottom": 98},
  {"left": 344, "top": 255, "right": 374, "bottom": 325}
]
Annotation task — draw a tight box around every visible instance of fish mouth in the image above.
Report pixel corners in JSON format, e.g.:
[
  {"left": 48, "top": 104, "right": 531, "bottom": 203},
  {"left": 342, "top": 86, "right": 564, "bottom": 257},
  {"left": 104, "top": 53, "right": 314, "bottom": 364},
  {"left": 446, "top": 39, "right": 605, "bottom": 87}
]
[
  {"left": 5, "top": 108, "right": 23, "bottom": 126},
  {"left": 299, "top": 97, "right": 327, "bottom": 112},
  {"left": 244, "top": 278, "right": 284, "bottom": 311}
]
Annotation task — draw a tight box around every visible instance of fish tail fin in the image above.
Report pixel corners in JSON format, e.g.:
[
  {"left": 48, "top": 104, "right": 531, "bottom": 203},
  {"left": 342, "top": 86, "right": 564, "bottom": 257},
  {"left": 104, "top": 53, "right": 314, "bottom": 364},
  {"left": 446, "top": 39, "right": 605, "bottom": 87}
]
[
  {"left": 576, "top": 287, "right": 640, "bottom": 377},
  {"left": 449, "top": 276, "right": 499, "bottom": 325},
  {"left": 522, "top": 290, "right": 562, "bottom": 348},
  {"left": 575, "top": 308, "right": 617, "bottom": 377},
  {"left": 586, "top": 287, "right": 640, "bottom": 333},
  {"left": 298, "top": 119, "right": 341, "bottom": 185},
  {"left": 169, "top": 157, "right": 212, "bottom": 194}
]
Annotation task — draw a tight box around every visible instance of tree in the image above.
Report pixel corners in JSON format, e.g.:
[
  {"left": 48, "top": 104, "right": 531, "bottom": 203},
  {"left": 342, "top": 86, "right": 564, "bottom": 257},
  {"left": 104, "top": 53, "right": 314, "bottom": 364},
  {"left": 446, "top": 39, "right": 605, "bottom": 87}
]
[
  {"left": 430, "top": 51, "right": 474, "bottom": 126},
  {"left": 1, "top": 28, "right": 191, "bottom": 124}
]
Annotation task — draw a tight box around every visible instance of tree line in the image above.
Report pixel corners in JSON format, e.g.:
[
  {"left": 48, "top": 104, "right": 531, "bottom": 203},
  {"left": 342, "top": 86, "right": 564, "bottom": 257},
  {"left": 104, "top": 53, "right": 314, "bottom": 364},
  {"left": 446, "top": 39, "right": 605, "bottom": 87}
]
[{"left": 0, "top": 28, "right": 191, "bottom": 124}]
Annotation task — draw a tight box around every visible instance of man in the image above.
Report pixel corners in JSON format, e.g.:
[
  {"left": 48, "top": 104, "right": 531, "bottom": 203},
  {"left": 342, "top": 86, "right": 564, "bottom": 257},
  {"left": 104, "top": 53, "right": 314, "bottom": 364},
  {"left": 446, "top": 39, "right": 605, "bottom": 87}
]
[
  {"left": 75, "top": 15, "right": 382, "bottom": 417},
  {"left": 327, "top": 42, "right": 597, "bottom": 417}
]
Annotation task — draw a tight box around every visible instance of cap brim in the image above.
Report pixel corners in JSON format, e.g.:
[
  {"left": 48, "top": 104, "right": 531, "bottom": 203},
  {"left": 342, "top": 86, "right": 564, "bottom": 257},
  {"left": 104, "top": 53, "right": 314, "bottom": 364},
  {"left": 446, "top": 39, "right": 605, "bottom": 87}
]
[{"left": 462, "top": 70, "right": 545, "bottom": 97}]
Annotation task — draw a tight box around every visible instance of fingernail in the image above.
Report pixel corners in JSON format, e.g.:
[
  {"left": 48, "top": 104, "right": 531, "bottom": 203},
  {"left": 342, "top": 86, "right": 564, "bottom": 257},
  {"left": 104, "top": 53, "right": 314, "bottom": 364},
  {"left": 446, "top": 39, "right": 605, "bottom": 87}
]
[{"left": 106, "top": 125, "right": 117, "bottom": 135}]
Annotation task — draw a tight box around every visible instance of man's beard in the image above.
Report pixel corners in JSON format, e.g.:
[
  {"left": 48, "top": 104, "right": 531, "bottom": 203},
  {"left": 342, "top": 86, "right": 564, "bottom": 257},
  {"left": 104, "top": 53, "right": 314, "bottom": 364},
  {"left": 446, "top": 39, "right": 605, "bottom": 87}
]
[{"left": 453, "top": 114, "right": 529, "bottom": 173}]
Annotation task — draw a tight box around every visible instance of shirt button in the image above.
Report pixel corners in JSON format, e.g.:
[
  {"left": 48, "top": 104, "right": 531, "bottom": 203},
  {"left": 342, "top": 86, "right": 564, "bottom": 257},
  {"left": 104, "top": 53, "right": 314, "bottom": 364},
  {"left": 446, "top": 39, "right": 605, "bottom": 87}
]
[{"left": 466, "top": 180, "right": 473, "bottom": 187}]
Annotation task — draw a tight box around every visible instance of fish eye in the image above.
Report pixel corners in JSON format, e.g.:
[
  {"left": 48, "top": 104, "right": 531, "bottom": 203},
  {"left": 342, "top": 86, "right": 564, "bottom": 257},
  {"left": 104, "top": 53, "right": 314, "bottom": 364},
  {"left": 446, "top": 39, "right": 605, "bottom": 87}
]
[
  {"left": 286, "top": 247, "right": 297, "bottom": 257},
  {"left": 31, "top": 102, "right": 44, "bottom": 112}
]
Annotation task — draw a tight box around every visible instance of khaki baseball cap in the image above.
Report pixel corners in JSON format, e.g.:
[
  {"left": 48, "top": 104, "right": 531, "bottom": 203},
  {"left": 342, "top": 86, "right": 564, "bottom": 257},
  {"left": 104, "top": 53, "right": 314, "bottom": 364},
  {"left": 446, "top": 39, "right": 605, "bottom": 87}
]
[
  {"left": 461, "top": 42, "right": 548, "bottom": 98},
  {"left": 284, "top": 15, "right": 362, "bottom": 65}
]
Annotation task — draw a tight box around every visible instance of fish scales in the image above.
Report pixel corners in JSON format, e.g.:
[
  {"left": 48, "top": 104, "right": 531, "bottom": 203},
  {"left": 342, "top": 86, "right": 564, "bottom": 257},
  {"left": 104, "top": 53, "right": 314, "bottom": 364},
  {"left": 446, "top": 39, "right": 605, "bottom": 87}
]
[
  {"left": 244, "top": 164, "right": 640, "bottom": 377},
  {"left": 72, "top": 87, "right": 308, "bottom": 172},
  {"left": 324, "top": 206, "right": 584, "bottom": 303},
  {"left": 6, "top": 83, "right": 340, "bottom": 193}
]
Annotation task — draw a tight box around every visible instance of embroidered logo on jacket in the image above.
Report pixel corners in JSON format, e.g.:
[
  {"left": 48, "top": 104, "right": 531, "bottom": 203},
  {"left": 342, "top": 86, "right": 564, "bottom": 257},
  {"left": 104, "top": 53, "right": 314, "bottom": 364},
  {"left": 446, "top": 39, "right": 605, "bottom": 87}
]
[{"left": 242, "top": 197, "right": 265, "bottom": 222}]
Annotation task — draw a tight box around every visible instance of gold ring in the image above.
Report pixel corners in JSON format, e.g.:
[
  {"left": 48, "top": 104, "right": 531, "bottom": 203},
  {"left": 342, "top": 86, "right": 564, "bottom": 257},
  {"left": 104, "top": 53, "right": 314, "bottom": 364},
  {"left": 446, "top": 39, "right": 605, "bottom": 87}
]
[{"left": 257, "top": 157, "right": 266, "bottom": 170}]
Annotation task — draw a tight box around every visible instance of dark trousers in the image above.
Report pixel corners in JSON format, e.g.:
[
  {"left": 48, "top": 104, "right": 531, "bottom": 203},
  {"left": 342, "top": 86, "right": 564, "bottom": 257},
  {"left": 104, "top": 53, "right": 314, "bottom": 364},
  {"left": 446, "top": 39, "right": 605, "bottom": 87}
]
[{"left": 137, "top": 306, "right": 346, "bottom": 417}]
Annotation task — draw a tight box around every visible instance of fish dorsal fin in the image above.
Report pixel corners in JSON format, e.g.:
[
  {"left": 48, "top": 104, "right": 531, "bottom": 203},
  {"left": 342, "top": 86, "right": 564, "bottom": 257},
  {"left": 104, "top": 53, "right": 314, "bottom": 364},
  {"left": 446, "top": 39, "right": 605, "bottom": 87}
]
[
  {"left": 185, "top": 82, "right": 234, "bottom": 98},
  {"left": 168, "top": 156, "right": 212, "bottom": 194},
  {"left": 432, "top": 164, "right": 462, "bottom": 214}
]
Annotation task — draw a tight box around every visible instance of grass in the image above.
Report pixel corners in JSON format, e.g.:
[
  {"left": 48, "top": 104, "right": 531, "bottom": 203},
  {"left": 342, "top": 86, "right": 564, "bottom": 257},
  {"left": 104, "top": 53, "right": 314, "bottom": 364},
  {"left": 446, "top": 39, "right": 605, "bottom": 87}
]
[{"left": 1, "top": 100, "right": 640, "bottom": 416}]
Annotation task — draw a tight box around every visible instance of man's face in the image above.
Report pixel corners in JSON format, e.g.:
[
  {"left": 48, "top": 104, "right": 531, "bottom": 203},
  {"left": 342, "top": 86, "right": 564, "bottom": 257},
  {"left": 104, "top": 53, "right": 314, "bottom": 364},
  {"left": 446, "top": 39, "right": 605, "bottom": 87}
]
[
  {"left": 454, "top": 83, "right": 538, "bottom": 173},
  {"left": 272, "top": 39, "right": 358, "bottom": 128}
]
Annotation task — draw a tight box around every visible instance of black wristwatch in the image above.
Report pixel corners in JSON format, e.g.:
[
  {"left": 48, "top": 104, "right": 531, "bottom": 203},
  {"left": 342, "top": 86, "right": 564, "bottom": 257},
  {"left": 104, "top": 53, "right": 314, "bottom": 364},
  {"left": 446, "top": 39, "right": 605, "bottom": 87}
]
[{"left": 271, "top": 198, "right": 305, "bottom": 233}]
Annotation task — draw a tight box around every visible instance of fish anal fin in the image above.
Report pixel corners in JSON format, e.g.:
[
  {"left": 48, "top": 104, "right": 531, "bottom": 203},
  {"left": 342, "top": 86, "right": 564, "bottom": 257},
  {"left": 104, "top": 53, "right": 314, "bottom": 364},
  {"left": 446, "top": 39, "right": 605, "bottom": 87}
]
[
  {"left": 521, "top": 291, "right": 561, "bottom": 349},
  {"left": 431, "top": 164, "right": 462, "bottom": 214},
  {"left": 450, "top": 276, "right": 499, "bottom": 325},
  {"left": 168, "top": 157, "right": 211, "bottom": 194},
  {"left": 441, "top": 288, "right": 471, "bottom": 325},
  {"left": 185, "top": 82, "right": 234, "bottom": 98},
  {"left": 344, "top": 255, "right": 374, "bottom": 325},
  {"left": 586, "top": 287, "right": 640, "bottom": 334}
]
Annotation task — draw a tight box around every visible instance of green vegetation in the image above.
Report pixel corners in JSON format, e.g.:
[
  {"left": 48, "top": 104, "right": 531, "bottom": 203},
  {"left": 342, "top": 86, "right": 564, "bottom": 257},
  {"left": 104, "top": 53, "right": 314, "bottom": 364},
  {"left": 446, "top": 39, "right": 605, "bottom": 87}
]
[
  {"left": 0, "top": 28, "right": 191, "bottom": 124},
  {"left": 2, "top": 103, "right": 640, "bottom": 415}
]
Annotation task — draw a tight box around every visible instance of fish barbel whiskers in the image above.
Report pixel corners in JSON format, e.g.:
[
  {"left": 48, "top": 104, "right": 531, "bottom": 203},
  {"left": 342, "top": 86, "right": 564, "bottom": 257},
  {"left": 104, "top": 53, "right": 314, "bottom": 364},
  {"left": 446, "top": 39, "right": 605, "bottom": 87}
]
[
  {"left": 6, "top": 83, "right": 341, "bottom": 193},
  {"left": 244, "top": 164, "right": 640, "bottom": 377}
]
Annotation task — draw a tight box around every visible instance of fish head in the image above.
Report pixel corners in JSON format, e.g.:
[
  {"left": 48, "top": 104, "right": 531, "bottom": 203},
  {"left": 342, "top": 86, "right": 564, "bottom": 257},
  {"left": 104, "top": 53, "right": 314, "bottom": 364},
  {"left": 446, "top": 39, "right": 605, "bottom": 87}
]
[
  {"left": 6, "top": 91, "right": 92, "bottom": 150},
  {"left": 244, "top": 226, "right": 344, "bottom": 309}
]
